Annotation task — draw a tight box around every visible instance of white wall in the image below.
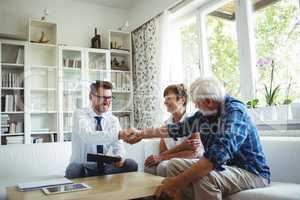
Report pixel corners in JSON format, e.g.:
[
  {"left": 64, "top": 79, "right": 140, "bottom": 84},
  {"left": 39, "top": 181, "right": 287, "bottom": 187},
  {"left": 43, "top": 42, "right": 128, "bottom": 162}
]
[
  {"left": 0, "top": 0, "right": 128, "bottom": 47},
  {"left": 127, "top": 0, "right": 180, "bottom": 31}
]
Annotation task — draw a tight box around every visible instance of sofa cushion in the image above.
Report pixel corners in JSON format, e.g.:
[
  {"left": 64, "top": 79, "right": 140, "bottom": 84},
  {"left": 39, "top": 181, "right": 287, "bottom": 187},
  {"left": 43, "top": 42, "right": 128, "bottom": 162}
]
[{"left": 226, "top": 182, "right": 300, "bottom": 200}]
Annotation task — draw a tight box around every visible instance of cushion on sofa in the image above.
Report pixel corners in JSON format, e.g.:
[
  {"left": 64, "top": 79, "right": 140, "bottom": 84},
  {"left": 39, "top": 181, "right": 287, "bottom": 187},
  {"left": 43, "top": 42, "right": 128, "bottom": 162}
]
[{"left": 226, "top": 182, "right": 300, "bottom": 200}]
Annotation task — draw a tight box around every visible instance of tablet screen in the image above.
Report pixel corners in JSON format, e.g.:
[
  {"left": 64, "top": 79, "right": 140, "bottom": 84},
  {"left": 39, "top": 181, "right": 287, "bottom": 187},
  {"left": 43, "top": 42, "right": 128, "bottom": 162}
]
[{"left": 43, "top": 183, "right": 90, "bottom": 195}]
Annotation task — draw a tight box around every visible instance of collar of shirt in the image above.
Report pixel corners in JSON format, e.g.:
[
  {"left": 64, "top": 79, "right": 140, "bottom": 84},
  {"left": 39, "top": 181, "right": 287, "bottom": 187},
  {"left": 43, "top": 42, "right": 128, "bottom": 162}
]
[
  {"left": 165, "top": 112, "right": 187, "bottom": 124},
  {"left": 87, "top": 107, "right": 110, "bottom": 120}
]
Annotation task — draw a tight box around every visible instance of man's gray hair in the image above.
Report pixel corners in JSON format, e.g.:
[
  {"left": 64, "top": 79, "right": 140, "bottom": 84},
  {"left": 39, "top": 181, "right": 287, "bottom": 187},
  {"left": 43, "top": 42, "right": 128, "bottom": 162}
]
[{"left": 190, "top": 76, "right": 226, "bottom": 103}]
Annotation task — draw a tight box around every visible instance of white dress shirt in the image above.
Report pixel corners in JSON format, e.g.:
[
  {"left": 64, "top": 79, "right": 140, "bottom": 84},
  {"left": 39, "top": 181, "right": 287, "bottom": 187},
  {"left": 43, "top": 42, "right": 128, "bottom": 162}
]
[{"left": 70, "top": 107, "right": 125, "bottom": 164}]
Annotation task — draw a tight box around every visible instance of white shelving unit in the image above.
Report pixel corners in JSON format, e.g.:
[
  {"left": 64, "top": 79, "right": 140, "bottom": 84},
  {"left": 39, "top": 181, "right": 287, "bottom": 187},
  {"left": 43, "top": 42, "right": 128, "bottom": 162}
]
[
  {"left": 27, "top": 19, "right": 59, "bottom": 144},
  {"left": 109, "top": 30, "right": 134, "bottom": 129},
  {"left": 58, "top": 46, "right": 85, "bottom": 142},
  {"left": 58, "top": 46, "right": 111, "bottom": 141},
  {"left": 0, "top": 39, "right": 26, "bottom": 145},
  {"left": 0, "top": 23, "right": 134, "bottom": 145}
]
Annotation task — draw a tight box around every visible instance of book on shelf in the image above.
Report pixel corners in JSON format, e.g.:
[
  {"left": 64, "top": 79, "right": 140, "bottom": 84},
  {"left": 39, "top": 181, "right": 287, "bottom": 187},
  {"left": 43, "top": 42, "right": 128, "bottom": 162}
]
[
  {"left": 16, "top": 48, "right": 24, "bottom": 64},
  {"left": 1, "top": 94, "right": 23, "bottom": 112},
  {"left": 63, "top": 115, "right": 72, "bottom": 131},
  {"left": 1, "top": 114, "right": 9, "bottom": 124},
  {"left": 1, "top": 127, "right": 9, "bottom": 134},
  {"left": 6, "top": 136, "right": 24, "bottom": 144},
  {"left": 111, "top": 72, "right": 130, "bottom": 92},
  {"left": 1, "top": 72, "right": 23, "bottom": 88},
  {"left": 118, "top": 115, "right": 130, "bottom": 129},
  {"left": 63, "top": 58, "right": 81, "bottom": 68},
  {"left": 31, "top": 136, "right": 44, "bottom": 144}
]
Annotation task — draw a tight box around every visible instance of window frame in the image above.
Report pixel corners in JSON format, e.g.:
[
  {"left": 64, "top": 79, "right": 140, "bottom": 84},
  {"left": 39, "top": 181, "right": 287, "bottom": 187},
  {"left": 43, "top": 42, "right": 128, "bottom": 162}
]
[
  {"left": 193, "top": 0, "right": 300, "bottom": 132},
  {"left": 197, "top": 0, "right": 257, "bottom": 100}
]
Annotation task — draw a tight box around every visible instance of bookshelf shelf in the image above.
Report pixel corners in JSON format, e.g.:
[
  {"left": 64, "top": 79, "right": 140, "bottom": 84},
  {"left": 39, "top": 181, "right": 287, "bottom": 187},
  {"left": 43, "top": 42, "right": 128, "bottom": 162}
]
[
  {"left": 29, "top": 43, "right": 57, "bottom": 48},
  {"left": 113, "top": 90, "right": 131, "bottom": 93},
  {"left": 31, "top": 88, "right": 57, "bottom": 92},
  {"left": 63, "top": 67, "right": 81, "bottom": 71},
  {"left": 111, "top": 70, "right": 131, "bottom": 73},
  {"left": 110, "top": 49, "right": 130, "bottom": 56},
  {"left": 89, "top": 69, "right": 108, "bottom": 73},
  {"left": 63, "top": 89, "right": 81, "bottom": 92},
  {"left": 30, "top": 111, "right": 57, "bottom": 114},
  {"left": 1, "top": 87, "right": 24, "bottom": 90},
  {"left": 112, "top": 110, "right": 132, "bottom": 113},
  {"left": 63, "top": 111, "right": 74, "bottom": 114},
  {"left": 1, "top": 112, "right": 24, "bottom": 114},
  {"left": 30, "top": 65, "right": 57, "bottom": 70},
  {"left": 31, "top": 131, "right": 57, "bottom": 135},
  {"left": 1, "top": 63, "right": 24, "bottom": 67},
  {"left": 1, "top": 133, "right": 25, "bottom": 136}
]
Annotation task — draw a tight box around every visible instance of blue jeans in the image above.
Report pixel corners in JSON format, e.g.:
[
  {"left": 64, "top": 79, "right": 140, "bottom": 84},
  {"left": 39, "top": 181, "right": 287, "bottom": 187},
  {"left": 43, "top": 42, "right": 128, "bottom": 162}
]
[{"left": 65, "top": 159, "right": 138, "bottom": 179}]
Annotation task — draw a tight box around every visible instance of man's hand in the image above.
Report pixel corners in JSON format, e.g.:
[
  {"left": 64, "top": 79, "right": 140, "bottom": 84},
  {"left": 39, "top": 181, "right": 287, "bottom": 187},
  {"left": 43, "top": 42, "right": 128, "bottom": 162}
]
[
  {"left": 155, "top": 177, "right": 183, "bottom": 199},
  {"left": 183, "top": 139, "right": 202, "bottom": 152},
  {"left": 122, "top": 128, "right": 143, "bottom": 144},
  {"left": 144, "top": 154, "right": 162, "bottom": 167},
  {"left": 113, "top": 160, "right": 124, "bottom": 168},
  {"left": 118, "top": 129, "right": 133, "bottom": 141},
  {"left": 179, "top": 132, "right": 202, "bottom": 152}
]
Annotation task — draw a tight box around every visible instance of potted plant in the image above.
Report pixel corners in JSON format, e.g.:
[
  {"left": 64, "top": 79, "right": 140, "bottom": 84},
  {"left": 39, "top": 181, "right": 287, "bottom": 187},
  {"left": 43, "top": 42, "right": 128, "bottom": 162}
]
[
  {"left": 260, "top": 59, "right": 280, "bottom": 121},
  {"left": 277, "top": 79, "right": 292, "bottom": 121}
]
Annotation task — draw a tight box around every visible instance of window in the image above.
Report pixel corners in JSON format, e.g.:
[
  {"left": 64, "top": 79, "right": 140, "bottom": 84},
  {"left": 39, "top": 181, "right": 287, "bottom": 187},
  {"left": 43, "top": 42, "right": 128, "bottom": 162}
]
[
  {"left": 161, "top": 14, "right": 200, "bottom": 117},
  {"left": 254, "top": 0, "right": 300, "bottom": 106},
  {"left": 180, "top": 17, "right": 201, "bottom": 112},
  {"left": 165, "top": 0, "right": 300, "bottom": 133},
  {"left": 206, "top": 1, "right": 241, "bottom": 99}
]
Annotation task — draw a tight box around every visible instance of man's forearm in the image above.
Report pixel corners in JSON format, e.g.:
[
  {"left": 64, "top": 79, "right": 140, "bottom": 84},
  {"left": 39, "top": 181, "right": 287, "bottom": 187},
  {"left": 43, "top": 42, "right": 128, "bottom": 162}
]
[
  {"left": 141, "top": 126, "right": 169, "bottom": 138},
  {"left": 160, "top": 150, "right": 197, "bottom": 160}
]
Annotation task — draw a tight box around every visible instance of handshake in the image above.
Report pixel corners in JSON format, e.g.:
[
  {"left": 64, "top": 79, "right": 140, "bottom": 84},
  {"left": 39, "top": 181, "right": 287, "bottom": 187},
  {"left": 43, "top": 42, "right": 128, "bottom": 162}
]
[{"left": 119, "top": 128, "right": 145, "bottom": 144}]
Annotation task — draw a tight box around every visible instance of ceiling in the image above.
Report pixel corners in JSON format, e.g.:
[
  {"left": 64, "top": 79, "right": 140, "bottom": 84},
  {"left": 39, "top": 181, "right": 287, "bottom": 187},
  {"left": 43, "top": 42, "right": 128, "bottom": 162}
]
[
  {"left": 72, "top": 0, "right": 280, "bottom": 15},
  {"left": 73, "top": 0, "right": 139, "bottom": 10}
]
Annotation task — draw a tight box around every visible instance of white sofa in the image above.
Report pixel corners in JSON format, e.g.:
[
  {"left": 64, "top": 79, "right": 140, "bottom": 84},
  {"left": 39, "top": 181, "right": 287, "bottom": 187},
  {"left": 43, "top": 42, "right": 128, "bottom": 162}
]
[{"left": 0, "top": 137, "right": 300, "bottom": 200}]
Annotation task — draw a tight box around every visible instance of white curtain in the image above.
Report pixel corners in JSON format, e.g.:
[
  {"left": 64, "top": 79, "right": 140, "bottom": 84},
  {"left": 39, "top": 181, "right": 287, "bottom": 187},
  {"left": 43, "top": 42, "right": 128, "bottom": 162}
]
[{"left": 159, "top": 11, "right": 185, "bottom": 88}]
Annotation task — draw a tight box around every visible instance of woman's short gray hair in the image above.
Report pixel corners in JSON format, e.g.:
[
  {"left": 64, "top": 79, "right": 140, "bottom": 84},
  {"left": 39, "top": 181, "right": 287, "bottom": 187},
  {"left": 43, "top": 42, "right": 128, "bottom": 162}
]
[{"left": 190, "top": 76, "right": 226, "bottom": 103}]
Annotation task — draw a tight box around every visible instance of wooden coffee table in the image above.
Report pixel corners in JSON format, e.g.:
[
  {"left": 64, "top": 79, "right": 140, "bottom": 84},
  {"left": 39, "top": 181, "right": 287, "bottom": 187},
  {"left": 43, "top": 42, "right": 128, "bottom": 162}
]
[{"left": 7, "top": 172, "right": 164, "bottom": 200}]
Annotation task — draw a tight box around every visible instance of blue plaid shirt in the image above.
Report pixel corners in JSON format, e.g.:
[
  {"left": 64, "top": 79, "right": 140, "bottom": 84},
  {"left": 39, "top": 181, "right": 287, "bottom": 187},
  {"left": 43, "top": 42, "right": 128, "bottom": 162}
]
[{"left": 167, "top": 95, "right": 271, "bottom": 182}]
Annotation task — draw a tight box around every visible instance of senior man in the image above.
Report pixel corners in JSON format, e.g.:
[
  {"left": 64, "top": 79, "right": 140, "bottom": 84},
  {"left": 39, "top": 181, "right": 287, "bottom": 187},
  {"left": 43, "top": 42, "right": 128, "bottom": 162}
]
[{"left": 125, "top": 76, "right": 270, "bottom": 200}]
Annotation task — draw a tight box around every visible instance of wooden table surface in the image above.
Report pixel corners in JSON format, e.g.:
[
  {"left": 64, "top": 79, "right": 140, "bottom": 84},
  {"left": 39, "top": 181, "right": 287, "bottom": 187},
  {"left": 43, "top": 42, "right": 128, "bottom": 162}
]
[{"left": 7, "top": 172, "right": 164, "bottom": 200}]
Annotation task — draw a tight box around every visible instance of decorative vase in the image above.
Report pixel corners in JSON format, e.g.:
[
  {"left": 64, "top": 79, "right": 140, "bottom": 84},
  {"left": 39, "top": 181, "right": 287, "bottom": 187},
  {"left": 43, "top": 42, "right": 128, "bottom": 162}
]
[
  {"left": 276, "top": 105, "right": 290, "bottom": 122},
  {"left": 91, "top": 28, "right": 101, "bottom": 49},
  {"left": 291, "top": 103, "right": 300, "bottom": 120},
  {"left": 261, "top": 106, "right": 277, "bottom": 122}
]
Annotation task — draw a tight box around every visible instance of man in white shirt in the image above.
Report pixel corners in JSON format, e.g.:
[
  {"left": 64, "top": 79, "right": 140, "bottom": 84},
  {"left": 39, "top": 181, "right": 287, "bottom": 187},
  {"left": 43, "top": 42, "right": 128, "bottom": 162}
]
[{"left": 65, "top": 80, "right": 138, "bottom": 178}]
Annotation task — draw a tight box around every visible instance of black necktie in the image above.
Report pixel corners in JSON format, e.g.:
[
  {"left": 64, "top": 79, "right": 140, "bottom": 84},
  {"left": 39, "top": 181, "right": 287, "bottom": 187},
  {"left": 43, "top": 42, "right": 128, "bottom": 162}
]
[{"left": 94, "top": 116, "right": 103, "bottom": 153}]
